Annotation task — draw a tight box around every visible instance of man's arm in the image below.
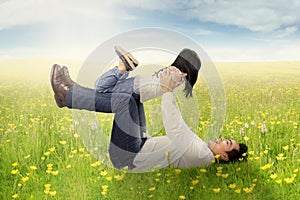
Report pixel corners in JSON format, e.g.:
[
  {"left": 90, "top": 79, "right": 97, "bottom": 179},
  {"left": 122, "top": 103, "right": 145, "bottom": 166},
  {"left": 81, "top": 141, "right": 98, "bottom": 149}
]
[{"left": 160, "top": 68, "right": 188, "bottom": 140}]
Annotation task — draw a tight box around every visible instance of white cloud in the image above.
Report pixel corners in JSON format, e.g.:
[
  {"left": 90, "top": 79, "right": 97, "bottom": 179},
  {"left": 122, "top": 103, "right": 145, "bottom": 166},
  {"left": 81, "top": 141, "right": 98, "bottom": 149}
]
[{"left": 120, "top": 0, "right": 300, "bottom": 35}]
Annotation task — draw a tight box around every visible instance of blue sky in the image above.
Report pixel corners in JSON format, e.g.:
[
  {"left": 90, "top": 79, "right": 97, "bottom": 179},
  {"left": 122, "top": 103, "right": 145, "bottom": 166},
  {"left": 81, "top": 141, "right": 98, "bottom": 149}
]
[{"left": 0, "top": 0, "right": 300, "bottom": 61}]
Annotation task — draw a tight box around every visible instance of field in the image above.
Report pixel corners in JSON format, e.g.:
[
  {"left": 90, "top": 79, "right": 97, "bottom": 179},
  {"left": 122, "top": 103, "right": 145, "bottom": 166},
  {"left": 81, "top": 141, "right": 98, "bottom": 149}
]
[{"left": 0, "top": 60, "right": 299, "bottom": 200}]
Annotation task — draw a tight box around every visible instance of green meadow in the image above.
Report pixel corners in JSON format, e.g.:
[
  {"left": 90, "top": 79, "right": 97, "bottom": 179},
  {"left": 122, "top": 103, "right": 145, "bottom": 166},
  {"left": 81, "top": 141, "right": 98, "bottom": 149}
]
[{"left": 0, "top": 60, "right": 299, "bottom": 199}]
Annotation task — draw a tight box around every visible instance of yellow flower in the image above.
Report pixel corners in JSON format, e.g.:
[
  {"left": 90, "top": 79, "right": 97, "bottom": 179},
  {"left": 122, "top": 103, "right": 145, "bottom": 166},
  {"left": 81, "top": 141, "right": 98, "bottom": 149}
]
[
  {"left": 114, "top": 174, "right": 125, "bottom": 181},
  {"left": 66, "top": 164, "right": 71, "bottom": 169},
  {"left": 12, "top": 162, "right": 19, "bottom": 167},
  {"left": 18, "top": 183, "right": 22, "bottom": 187},
  {"left": 166, "top": 179, "right": 171, "bottom": 184},
  {"left": 199, "top": 168, "right": 207, "bottom": 173},
  {"left": 260, "top": 163, "right": 272, "bottom": 170},
  {"left": 214, "top": 154, "right": 221, "bottom": 159},
  {"left": 102, "top": 185, "right": 108, "bottom": 190},
  {"left": 90, "top": 161, "right": 102, "bottom": 167},
  {"left": 270, "top": 173, "right": 277, "bottom": 180},
  {"left": 213, "top": 188, "right": 221, "bottom": 193},
  {"left": 236, "top": 167, "right": 241, "bottom": 172},
  {"left": 44, "top": 183, "right": 51, "bottom": 188},
  {"left": 149, "top": 187, "right": 156, "bottom": 191},
  {"left": 51, "top": 170, "right": 59, "bottom": 176},
  {"left": 179, "top": 195, "right": 186, "bottom": 199},
  {"left": 243, "top": 136, "right": 250, "bottom": 141},
  {"left": 275, "top": 179, "right": 282, "bottom": 184},
  {"left": 101, "top": 191, "right": 107, "bottom": 196},
  {"left": 293, "top": 169, "right": 298, "bottom": 173},
  {"left": 216, "top": 166, "right": 223, "bottom": 171},
  {"left": 44, "top": 151, "right": 51, "bottom": 156},
  {"left": 284, "top": 176, "right": 295, "bottom": 184},
  {"left": 79, "top": 147, "right": 85, "bottom": 152},
  {"left": 283, "top": 145, "right": 289, "bottom": 151},
  {"left": 106, "top": 176, "right": 112, "bottom": 181},
  {"left": 263, "top": 150, "right": 269, "bottom": 155},
  {"left": 47, "top": 164, "right": 53, "bottom": 169},
  {"left": 49, "top": 191, "right": 57, "bottom": 196},
  {"left": 243, "top": 186, "right": 254, "bottom": 193},
  {"left": 191, "top": 180, "right": 199, "bottom": 185},
  {"left": 100, "top": 170, "right": 108, "bottom": 176},
  {"left": 12, "top": 193, "right": 18, "bottom": 199},
  {"left": 11, "top": 169, "right": 19, "bottom": 175},
  {"left": 276, "top": 153, "right": 286, "bottom": 161},
  {"left": 29, "top": 166, "right": 37, "bottom": 170},
  {"left": 74, "top": 133, "right": 80, "bottom": 139},
  {"left": 252, "top": 179, "right": 257, "bottom": 183},
  {"left": 41, "top": 156, "right": 45, "bottom": 161},
  {"left": 21, "top": 176, "right": 29, "bottom": 183},
  {"left": 221, "top": 174, "right": 229, "bottom": 179},
  {"left": 229, "top": 183, "right": 236, "bottom": 189},
  {"left": 174, "top": 169, "right": 181, "bottom": 174},
  {"left": 234, "top": 189, "right": 241, "bottom": 194},
  {"left": 49, "top": 147, "right": 55, "bottom": 152},
  {"left": 59, "top": 140, "right": 67, "bottom": 145}
]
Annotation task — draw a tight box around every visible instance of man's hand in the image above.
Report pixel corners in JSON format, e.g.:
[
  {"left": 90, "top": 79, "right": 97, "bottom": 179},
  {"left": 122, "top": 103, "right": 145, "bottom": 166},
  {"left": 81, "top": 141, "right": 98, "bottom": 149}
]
[{"left": 160, "top": 67, "right": 187, "bottom": 93}]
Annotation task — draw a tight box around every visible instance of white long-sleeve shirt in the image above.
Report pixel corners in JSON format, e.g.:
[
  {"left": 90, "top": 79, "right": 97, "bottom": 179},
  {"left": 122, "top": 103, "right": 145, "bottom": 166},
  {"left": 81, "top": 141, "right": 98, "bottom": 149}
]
[{"left": 133, "top": 92, "right": 214, "bottom": 171}]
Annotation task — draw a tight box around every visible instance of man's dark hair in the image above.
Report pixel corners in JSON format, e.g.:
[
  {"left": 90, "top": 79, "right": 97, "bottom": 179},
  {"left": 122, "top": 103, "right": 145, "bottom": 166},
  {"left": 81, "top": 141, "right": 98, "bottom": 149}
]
[
  {"left": 222, "top": 143, "right": 248, "bottom": 163},
  {"left": 171, "top": 48, "right": 201, "bottom": 97}
]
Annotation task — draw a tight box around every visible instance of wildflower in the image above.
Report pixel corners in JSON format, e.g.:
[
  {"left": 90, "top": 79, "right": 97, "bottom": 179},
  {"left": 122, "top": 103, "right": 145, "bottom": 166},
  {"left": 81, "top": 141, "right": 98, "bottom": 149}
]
[
  {"left": 270, "top": 173, "right": 277, "bottom": 180},
  {"left": 149, "top": 187, "right": 156, "bottom": 191},
  {"left": 284, "top": 176, "right": 295, "bottom": 184},
  {"left": 166, "top": 179, "right": 171, "bottom": 184},
  {"left": 29, "top": 165, "right": 37, "bottom": 170},
  {"left": 252, "top": 179, "right": 257, "bottom": 183},
  {"left": 229, "top": 183, "right": 236, "bottom": 189},
  {"left": 91, "top": 161, "right": 102, "bottom": 167},
  {"left": 214, "top": 154, "right": 220, "bottom": 159},
  {"left": 12, "top": 194, "right": 18, "bottom": 199},
  {"left": 191, "top": 180, "right": 199, "bottom": 185},
  {"left": 243, "top": 136, "right": 249, "bottom": 141},
  {"left": 44, "top": 183, "right": 51, "bottom": 188},
  {"left": 11, "top": 169, "right": 19, "bottom": 175},
  {"left": 283, "top": 145, "right": 289, "bottom": 151},
  {"left": 234, "top": 189, "right": 241, "bottom": 194},
  {"left": 47, "top": 164, "right": 53, "bottom": 169},
  {"left": 261, "top": 124, "right": 267, "bottom": 133},
  {"left": 18, "top": 183, "right": 22, "bottom": 187},
  {"left": 21, "top": 176, "right": 29, "bottom": 183},
  {"left": 114, "top": 174, "right": 125, "bottom": 181},
  {"left": 260, "top": 163, "right": 272, "bottom": 170},
  {"left": 263, "top": 150, "right": 268, "bottom": 155},
  {"left": 51, "top": 171, "right": 59, "bottom": 176},
  {"left": 213, "top": 188, "right": 221, "bottom": 193},
  {"left": 41, "top": 156, "right": 45, "bottom": 161},
  {"left": 293, "top": 169, "right": 298, "bottom": 173},
  {"left": 101, "top": 191, "right": 107, "bottom": 196},
  {"left": 59, "top": 141, "right": 67, "bottom": 145},
  {"left": 66, "top": 164, "right": 71, "bottom": 169},
  {"left": 179, "top": 195, "right": 186, "bottom": 200},
  {"left": 222, "top": 173, "right": 229, "bottom": 178},
  {"left": 199, "top": 168, "right": 207, "bottom": 173},
  {"left": 102, "top": 185, "right": 108, "bottom": 190},
  {"left": 236, "top": 168, "right": 241, "bottom": 172},
  {"left": 44, "top": 151, "right": 51, "bottom": 156},
  {"left": 12, "top": 162, "right": 19, "bottom": 167},
  {"left": 100, "top": 170, "right": 108, "bottom": 176},
  {"left": 91, "top": 121, "right": 97, "bottom": 130},
  {"left": 276, "top": 153, "right": 286, "bottom": 161},
  {"left": 74, "top": 133, "right": 80, "bottom": 139},
  {"left": 174, "top": 169, "right": 181, "bottom": 174},
  {"left": 240, "top": 128, "right": 244, "bottom": 136},
  {"left": 79, "top": 148, "right": 85, "bottom": 152},
  {"left": 216, "top": 166, "right": 223, "bottom": 171},
  {"left": 275, "top": 179, "right": 282, "bottom": 184},
  {"left": 49, "top": 147, "right": 55, "bottom": 152},
  {"left": 106, "top": 176, "right": 112, "bottom": 181},
  {"left": 245, "top": 123, "right": 249, "bottom": 128},
  {"left": 49, "top": 191, "right": 57, "bottom": 196}
]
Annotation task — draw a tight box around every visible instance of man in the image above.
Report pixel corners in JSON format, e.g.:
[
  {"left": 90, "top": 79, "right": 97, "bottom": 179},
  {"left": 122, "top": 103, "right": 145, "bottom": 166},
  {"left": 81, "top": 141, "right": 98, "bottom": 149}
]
[{"left": 50, "top": 49, "right": 247, "bottom": 171}]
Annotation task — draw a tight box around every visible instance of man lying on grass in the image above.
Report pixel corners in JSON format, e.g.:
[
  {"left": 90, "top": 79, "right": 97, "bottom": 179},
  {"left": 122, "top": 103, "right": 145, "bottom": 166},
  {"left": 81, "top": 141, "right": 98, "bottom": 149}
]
[{"left": 50, "top": 46, "right": 248, "bottom": 171}]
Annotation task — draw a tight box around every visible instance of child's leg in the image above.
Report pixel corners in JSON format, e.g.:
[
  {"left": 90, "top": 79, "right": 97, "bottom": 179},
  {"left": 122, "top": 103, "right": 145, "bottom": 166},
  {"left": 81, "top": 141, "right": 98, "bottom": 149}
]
[{"left": 94, "top": 66, "right": 128, "bottom": 93}]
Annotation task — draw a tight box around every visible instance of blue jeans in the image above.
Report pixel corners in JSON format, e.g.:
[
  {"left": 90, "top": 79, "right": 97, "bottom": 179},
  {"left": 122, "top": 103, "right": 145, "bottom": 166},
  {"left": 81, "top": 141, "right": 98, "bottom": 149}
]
[{"left": 66, "top": 83, "right": 146, "bottom": 169}]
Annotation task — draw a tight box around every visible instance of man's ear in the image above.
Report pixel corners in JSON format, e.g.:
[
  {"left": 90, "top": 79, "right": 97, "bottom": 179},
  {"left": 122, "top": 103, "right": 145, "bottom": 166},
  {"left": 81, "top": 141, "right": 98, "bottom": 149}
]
[{"left": 220, "top": 153, "right": 229, "bottom": 161}]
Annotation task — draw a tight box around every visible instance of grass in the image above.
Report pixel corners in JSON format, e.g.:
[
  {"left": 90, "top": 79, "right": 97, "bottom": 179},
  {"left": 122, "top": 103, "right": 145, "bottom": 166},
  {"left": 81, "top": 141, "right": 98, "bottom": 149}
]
[{"left": 0, "top": 60, "right": 299, "bottom": 200}]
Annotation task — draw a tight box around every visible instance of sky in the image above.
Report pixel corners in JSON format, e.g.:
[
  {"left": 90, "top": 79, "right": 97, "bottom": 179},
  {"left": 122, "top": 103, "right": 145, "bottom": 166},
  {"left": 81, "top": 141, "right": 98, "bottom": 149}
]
[{"left": 0, "top": 0, "right": 300, "bottom": 62}]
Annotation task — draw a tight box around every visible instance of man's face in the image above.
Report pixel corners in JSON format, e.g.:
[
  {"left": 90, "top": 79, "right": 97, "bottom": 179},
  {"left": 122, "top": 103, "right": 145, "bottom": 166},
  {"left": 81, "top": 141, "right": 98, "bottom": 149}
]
[{"left": 208, "top": 138, "right": 240, "bottom": 161}]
